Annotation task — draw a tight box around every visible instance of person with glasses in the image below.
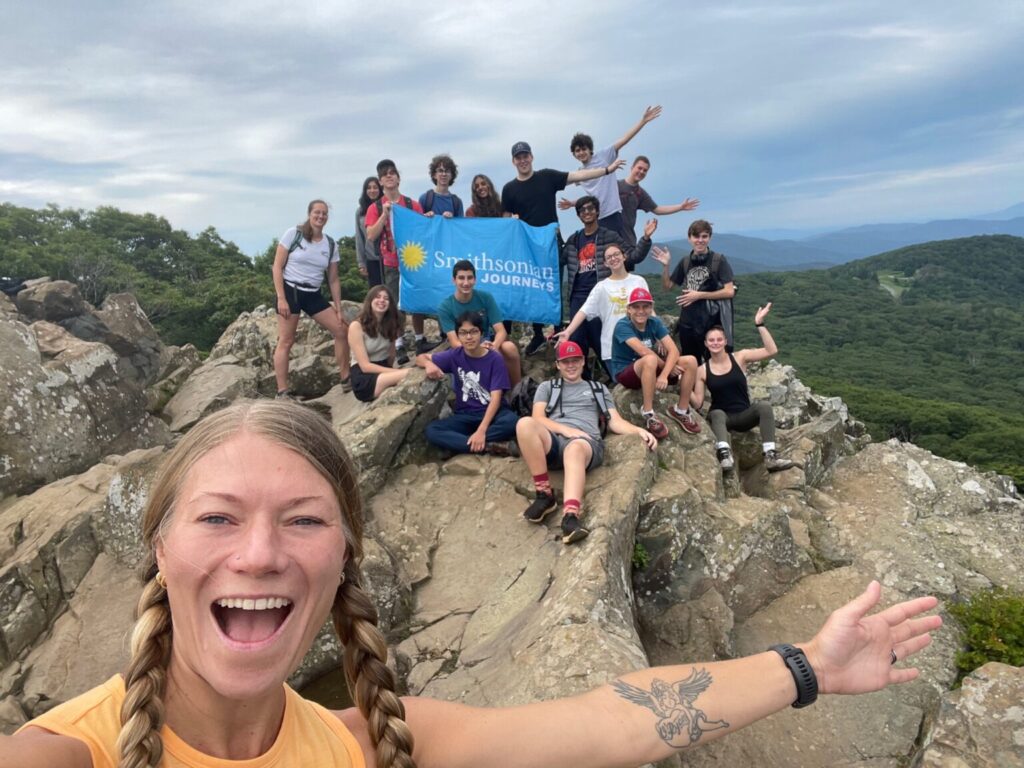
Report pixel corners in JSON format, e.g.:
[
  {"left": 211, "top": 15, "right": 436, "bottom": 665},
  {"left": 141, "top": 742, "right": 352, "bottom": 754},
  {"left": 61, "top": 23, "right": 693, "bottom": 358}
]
[
  {"left": 416, "top": 311, "right": 520, "bottom": 456},
  {"left": 419, "top": 154, "right": 465, "bottom": 218},
  {"left": 437, "top": 259, "right": 522, "bottom": 386},
  {"left": 516, "top": 340, "right": 658, "bottom": 544},
  {"left": 562, "top": 195, "right": 655, "bottom": 375}
]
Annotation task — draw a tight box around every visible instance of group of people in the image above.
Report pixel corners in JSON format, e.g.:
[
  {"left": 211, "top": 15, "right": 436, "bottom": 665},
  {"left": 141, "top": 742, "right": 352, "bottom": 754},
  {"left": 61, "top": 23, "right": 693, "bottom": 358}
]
[{"left": 3, "top": 108, "right": 949, "bottom": 768}]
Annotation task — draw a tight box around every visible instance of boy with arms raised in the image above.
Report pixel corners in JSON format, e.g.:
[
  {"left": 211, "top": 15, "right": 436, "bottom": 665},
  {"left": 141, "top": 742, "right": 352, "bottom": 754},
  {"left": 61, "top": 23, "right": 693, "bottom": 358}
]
[
  {"left": 437, "top": 260, "right": 522, "bottom": 386},
  {"left": 417, "top": 311, "right": 519, "bottom": 456},
  {"left": 609, "top": 288, "right": 701, "bottom": 438},
  {"left": 502, "top": 141, "right": 625, "bottom": 356},
  {"left": 516, "top": 340, "right": 657, "bottom": 544},
  {"left": 618, "top": 155, "right": 700, "bottom": 247}
]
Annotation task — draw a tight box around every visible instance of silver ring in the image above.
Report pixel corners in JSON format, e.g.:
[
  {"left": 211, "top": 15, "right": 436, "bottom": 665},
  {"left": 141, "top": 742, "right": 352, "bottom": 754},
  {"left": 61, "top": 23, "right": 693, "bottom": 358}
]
[{"left": 890, "top": 649, "right": 898, "bottom": 665}]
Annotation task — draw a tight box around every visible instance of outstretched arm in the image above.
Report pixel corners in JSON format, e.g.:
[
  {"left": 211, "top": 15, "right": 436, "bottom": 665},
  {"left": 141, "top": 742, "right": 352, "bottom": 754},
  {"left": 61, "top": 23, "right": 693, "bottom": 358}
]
[
  {"left": 735, "top": 303, "right": 778, "bottom": 367},
  {"left": 567, "top": 158, "right": 626, "bottom": 185},
  {"left": 396, "top": 582, "right": 940, "bottom": 768},
  {"left": 653, "top": 197, "right": 700, "bottom": 215},
  {"left": 612, "top": 105, "right": 663, "bottom": 152}
]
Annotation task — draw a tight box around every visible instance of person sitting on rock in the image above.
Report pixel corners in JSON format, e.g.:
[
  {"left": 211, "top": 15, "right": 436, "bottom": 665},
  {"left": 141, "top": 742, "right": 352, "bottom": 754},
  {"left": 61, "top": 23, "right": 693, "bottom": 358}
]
[
  {"left": 516, "top": 340, "right": 658, "bottom": 544},
  {"left": 609, "top": 287, "right": 702, "bottom": 439},
  {"left": 347, "top": 285, "right": 410, "bottom": 403},
  {"left": 271, "top": 199, "right": 351, "bottom": 398},
  {"left": 437, "top": 259, "right": 522, "bottom": 386},
  {"left": 417, "top": 311, "right": 520, "bottom": 456},
  {"left": 693, "top": 302, "right": 795, "bottom": 473},
  {"left": 5, "top": 399, "right": 942, "bottom": 768}
]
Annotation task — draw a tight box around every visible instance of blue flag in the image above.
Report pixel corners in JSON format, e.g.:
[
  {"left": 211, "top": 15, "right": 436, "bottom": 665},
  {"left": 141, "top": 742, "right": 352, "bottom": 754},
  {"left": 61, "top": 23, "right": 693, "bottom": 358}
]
[{"left": 391, "top": 205, "right": 560, "bottom": 325}]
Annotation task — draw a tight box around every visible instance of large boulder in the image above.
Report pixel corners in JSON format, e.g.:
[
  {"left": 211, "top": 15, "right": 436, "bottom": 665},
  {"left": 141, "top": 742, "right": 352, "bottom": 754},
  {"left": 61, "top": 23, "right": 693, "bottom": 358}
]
[
  {"left": 163, "top": 355, "right": 260, "bottom": 432},
  {"left": 917, "top": 662, "right": 1024, "bottom": 767},
  {"left": 0, "top": 314, "right": 170, "bottom": 498},
  {"left": 13, "top": 280, "right": 87, "bottom": 322},
  {"left": 59, "top": 293, "right": 164, "bottom": 385}
]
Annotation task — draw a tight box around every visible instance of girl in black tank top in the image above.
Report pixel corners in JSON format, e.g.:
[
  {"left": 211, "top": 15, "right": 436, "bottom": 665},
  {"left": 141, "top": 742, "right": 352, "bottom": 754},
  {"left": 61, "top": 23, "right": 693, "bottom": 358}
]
[{"left": 704, "top": 353, "right": 751, "bottom": 414}]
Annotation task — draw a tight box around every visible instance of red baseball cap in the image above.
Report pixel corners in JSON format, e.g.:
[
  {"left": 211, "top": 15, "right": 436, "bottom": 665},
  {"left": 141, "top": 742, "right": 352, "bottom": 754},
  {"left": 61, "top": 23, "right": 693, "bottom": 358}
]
[
  {"left": 628, "top": 287, "right": 654, "bottom": 305},
  {"left": 557, "top": 340, "right": 584, "bottom": 360}
]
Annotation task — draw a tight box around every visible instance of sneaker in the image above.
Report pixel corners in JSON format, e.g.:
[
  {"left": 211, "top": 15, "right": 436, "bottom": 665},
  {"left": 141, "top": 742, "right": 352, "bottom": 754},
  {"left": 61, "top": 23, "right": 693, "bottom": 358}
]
[
  {"left": 560, "top": 513, "right": 589, "bottom": 544},
  {"left": 395, "top": 347, "right": 410, "bottom": 366},
  {"left": 716, "top": 446, "right": 735, "bottom": 471},
  {"left": 415, "top": 337, "right": 441, "bottom": 355},
  {"left": 275, "top": 389, "right": 295, "bottom": 401},
  {"left": 524, "top": 334, "right": 547, "bottom": 357},
  {"left": 644, "top": 413, "right": 669, "bottom": 440},
  {"left": 764, "top": 449, "right": 795, "bottom": 473},
  {"left": 667, "top": 407, "right": 702, "bottom": 434},
  {"left": 485, "top": 440, "right": 520, "bottom": 458},
  {"left": 340, "top": 377, "right": 352, "bottom": 393},
  {"left": 524, "top": 492, "right": 557, "bottom": 523}
]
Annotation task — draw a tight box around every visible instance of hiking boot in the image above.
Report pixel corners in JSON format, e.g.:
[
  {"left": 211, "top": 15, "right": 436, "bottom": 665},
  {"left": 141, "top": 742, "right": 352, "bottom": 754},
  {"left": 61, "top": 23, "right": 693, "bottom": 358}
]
[
  {"left": 485, "top": 440, "right": 520, "bottom": 458},
  {"left": 560, "top": 512, "right": 589, "bottom": 544},
  {"left": 644, "top": 413, "right": 669, "bottom": 440},
  {"left": 395, "top": 347, "right": 410, "bottom": 366},
  {"left": 716, "top": 445, "right": 735, "bottom": 471},
  {"left": 416, "top": 337, "right": 441, "bottom": 355},
  {"left": 523, "top": 492, "right": 557, "bottom": 523},
  {"left": 764, "top": 449, "right": 795, "bottom": 473},
  {"left": 667, "top": 407, "right": 702, "bottom": 434},
  {"left": 275, "top": 389, "right": 295, "bottom": 401},
  {"left": 524, "top": 334, "right": 547, "bottom": 357}
]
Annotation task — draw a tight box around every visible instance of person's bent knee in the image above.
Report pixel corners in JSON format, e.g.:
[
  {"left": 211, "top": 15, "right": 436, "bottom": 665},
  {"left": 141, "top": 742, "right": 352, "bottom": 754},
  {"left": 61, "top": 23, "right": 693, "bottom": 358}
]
[
  {"left": 563, "top": 438, "right": 593, "bottom": 463},
  {"left": 517, "top": 416, "right": 540, "bottom": 436},
  {"left": 637, "top": 355, "right": 658, "bottom": 370},
  {"left": 680, "top": 355, "right": 698, "bottom": 371}
]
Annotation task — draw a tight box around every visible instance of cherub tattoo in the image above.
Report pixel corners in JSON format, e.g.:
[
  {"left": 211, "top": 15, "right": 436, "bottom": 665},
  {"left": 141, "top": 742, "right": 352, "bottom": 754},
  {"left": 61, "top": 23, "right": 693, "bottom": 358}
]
[{"left": 611, "top": 668, "right": 730, "bottom": 747}]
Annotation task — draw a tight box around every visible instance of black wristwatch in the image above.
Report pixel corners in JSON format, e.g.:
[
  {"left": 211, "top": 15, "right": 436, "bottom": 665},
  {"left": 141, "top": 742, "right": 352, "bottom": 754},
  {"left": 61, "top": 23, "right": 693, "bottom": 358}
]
[
  {"left": 769, "top": 644, "right": 818, "bottom": 708},
  {"left": 755, "top": 322, "right": 765, "bottom": 327}
]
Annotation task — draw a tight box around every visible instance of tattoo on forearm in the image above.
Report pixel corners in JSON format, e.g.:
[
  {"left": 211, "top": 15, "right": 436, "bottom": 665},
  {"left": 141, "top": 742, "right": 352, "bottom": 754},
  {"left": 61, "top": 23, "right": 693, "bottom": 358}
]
[{"left": 612, "top": 668, "right": 730, "bottom": 748}]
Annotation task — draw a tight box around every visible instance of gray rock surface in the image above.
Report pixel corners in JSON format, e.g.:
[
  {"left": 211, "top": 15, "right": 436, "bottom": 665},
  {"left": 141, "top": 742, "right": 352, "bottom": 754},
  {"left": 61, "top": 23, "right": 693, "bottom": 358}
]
[{"left": 917, "top": 662, "right": 1024, "bottom": 768}]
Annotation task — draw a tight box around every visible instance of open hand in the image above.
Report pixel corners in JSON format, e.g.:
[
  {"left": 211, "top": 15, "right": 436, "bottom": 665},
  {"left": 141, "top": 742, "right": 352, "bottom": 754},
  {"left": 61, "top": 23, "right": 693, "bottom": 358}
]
[
  {"left": 680, "top": 197, "right": 700, "bottom": 211},
  {"left": 641, "top": 105, "right": 663, "bottom": 124},
  {"left": 802, "top": 581, "right": 941, "bottom": 696},
  {"left": 643, "top": 218, "right": 658, "bottom": 239},
  {"left": 558, "top": 197, "right": 575, "bottom": 211},
  {"left": 638, "top": 429, "right": 657, "bottom": 450},
  {"left": 676, "top": 290, "right": 700, "bottom": 307},
  {"left": 755, "top": 302, "right": 772, "bottom": 324},
  {"left": 651, "top": 246, "right": 671, "bottom": 267}
]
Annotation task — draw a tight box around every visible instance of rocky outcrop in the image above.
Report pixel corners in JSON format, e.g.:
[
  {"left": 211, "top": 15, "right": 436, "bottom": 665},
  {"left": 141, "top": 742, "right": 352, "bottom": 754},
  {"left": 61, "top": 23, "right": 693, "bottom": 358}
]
[
  {"left": 917, "top": 662, "right": 1024, "bottom": 767},
  {"left": 0, "top": 309, "right": 170, "bottom": 499},
  {"left": 3, "top": 295, "right": 1022, "bottom": 768}
]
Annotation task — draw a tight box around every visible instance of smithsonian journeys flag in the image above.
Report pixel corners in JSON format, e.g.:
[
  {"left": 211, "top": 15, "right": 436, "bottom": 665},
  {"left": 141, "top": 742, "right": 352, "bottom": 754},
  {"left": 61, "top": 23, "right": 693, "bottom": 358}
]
[{"left": 391, "top": 205, "right": 560, "bottom": 325}]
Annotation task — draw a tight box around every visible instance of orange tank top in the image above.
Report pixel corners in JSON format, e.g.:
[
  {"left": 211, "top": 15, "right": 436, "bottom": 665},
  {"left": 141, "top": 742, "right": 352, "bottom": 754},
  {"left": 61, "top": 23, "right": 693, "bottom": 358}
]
[{"left": 18, "top": 675, "right": 365, "bottom": 768}]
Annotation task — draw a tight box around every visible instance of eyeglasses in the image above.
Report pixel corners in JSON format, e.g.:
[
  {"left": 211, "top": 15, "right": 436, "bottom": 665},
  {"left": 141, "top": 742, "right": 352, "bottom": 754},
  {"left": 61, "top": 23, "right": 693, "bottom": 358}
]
[{"left": 457, "top": 328, "right": 482, "bottom": 338}]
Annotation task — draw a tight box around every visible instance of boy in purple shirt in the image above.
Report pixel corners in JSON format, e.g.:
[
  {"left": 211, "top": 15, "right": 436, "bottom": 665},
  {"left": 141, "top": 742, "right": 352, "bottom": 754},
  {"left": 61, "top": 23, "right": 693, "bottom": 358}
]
[{"left": 417, "top": 311, "right": 519, "bottom": 455}]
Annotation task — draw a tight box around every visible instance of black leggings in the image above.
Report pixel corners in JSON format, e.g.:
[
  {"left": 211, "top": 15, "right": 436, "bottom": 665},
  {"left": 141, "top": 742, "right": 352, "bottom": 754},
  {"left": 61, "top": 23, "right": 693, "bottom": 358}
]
[{"left": 708, "top": 401, "right": 775, "bottom": 445}]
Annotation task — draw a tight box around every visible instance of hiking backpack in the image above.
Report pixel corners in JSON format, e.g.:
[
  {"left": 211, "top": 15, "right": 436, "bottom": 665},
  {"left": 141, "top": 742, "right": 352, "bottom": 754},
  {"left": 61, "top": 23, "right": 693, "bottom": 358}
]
[
  {"left": 544, "top": 377, "right": 612, "bottom": 437},
  {"left": 288, "top": 230, "right": 337, "bottom": 261}
]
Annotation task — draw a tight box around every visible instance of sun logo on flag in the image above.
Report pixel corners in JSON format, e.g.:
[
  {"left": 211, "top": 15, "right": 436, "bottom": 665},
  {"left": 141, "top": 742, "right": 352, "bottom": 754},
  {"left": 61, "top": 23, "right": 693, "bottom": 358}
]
[{"left": 399, "top": 241, "right": 427, "bottom": 270}]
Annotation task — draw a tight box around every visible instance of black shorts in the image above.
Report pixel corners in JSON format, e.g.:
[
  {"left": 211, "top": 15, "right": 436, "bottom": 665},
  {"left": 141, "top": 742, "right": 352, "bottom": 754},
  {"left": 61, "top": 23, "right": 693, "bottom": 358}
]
[
  {"left": 350, "top": 359, "right": 390, "bottom": 402},
  {"left": 282, "top": 282, "right": 331, "bottom": 317},
  {"left": 677, "top": 327, "right": 709, "bottom": 364}
]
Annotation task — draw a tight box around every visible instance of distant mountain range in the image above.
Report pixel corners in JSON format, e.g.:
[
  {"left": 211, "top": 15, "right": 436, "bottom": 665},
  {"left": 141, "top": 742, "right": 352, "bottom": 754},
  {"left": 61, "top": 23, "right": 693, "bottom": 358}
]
[{"left": 640, "top": 203, "right": 1024, "bottom": 275}]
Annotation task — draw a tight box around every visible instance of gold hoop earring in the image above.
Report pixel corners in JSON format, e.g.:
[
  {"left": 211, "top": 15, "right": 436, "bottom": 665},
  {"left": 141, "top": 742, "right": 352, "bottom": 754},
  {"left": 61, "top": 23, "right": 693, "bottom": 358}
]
[{"left": 155, "top": 571, "right": 167, "bottom": 589}]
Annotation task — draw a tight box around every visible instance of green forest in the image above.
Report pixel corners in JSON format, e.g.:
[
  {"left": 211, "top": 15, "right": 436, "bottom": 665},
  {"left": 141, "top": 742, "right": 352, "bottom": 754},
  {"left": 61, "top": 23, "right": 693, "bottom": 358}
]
[
  {"left": 648, "top": 235, "right": 1024, "bottom": 486},
  {"left": 2, "top": 203, "right": 1021, "bottom": 487}
]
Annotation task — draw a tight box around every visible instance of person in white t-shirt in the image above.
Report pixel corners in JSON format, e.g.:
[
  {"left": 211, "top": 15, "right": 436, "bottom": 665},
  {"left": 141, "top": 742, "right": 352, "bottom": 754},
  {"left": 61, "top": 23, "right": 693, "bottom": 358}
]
[
  {"left": 271, "top": 199, "right": 350, "bottom": 398},
  {"left": 553, "top": 243, "right": 650, "bottom": 377},
  {"left": 558, "top": 105, "right": 663, "bottom": 239}
]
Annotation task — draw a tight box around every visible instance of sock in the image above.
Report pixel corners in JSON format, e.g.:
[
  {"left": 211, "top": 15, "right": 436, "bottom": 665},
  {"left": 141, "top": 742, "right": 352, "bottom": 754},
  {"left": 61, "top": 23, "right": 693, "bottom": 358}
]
[
  {"left": 716, "top": 441, "right": 730, "bottom": 450},
  {"left": 763, "top": 441, "right": 776, "bottom": 453},
  {"left": 642, "top": 409, "right": 655, "bottom": 418},
  {"left": 673, "top": 405, "right": 690, "bottom": 415},
  {"left": 533, "top": 473, "right": 551, "bottom": 495},
  {"left": 564, "top": 499, "right": 581, "bottom": 516}
]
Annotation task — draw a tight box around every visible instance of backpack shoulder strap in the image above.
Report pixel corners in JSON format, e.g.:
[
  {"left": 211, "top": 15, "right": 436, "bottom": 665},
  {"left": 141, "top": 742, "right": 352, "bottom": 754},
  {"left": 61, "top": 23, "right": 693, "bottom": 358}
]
[
  {"left": 586, "top": 380, "right": 611, "bottom": 419},
  {"left": 287, "top": 229, "right": 304, "bottom": 254},
  {"left": 422, "top": 190, "right": 435, "bottom": 214},
  {"left": 711, "top": 251, "right": 723, "bottom": 276},
  {"left": 374, "top": 199, "right": 384, "bottom": 217},
  {"left": 403, "top": 195, "right": 414, "bottom": 210},
  {"left": 544, "top": 378, "right": 564, "bottom": 417},
  {"left": 326, "top": 234, "right": 336, "bottom": 261}
]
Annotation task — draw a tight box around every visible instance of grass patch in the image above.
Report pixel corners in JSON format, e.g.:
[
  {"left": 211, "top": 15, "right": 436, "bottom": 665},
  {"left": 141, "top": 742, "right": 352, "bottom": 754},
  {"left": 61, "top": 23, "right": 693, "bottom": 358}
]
[{"left": 948, "top": 587, "right": 1024, "bottom": 686}]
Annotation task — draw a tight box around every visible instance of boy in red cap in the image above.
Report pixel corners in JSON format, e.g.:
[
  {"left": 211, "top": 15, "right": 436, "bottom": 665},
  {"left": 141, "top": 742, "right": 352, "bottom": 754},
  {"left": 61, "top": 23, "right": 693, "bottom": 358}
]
[
  {"left": 609, "top": 287, "right": 701, "bottom": 438},
  {"left": 515, "top": 339, "right": 657, "bottom": 544}
]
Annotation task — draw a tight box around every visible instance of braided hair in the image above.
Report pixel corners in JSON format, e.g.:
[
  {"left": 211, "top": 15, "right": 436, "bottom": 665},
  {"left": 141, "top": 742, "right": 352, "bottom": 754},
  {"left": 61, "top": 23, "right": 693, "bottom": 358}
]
[{"left": 117, "top": 400, "right": 415, "bottom": 768}]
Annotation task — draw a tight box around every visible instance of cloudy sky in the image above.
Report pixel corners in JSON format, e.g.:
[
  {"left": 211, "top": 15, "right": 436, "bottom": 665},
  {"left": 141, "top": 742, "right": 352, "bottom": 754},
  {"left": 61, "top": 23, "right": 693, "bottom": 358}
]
[{"left": 3, "top": 1, "right": 1023, "bottom": 255}]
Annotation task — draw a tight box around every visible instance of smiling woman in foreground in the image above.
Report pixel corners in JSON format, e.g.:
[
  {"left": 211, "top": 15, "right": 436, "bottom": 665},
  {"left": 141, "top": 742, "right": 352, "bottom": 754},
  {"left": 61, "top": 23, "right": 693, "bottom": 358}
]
[{"left": 5, "top": 400, "right": 942, "bottom": 768}]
